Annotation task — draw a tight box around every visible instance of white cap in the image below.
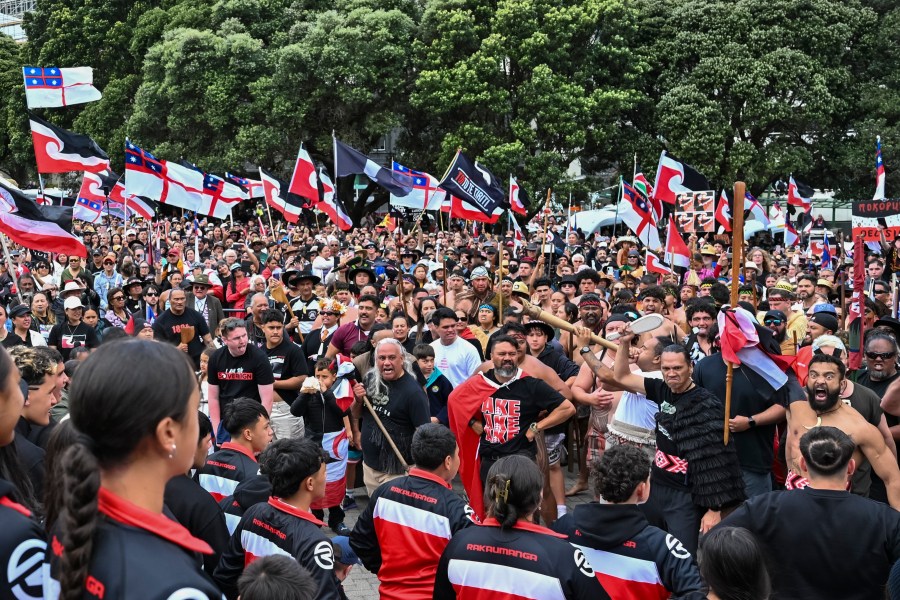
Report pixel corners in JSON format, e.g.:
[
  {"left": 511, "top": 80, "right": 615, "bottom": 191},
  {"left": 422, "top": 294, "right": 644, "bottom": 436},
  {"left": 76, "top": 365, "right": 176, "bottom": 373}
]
[{"left": 64, "top": 296, "right": 84, "bottom": 310}]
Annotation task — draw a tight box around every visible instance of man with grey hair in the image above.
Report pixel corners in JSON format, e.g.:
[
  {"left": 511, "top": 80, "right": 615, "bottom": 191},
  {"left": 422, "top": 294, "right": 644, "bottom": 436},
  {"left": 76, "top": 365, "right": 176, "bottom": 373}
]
[
  {"left": 351, "top": 337, "right": 430, "bottom": 494},
  {"left": 245, "top": 292, "right": 274, "bottom": 348}
]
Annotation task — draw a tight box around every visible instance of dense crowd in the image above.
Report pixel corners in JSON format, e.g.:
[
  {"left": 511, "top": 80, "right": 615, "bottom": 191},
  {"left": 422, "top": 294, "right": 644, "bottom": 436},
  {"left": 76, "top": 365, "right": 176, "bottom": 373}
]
[{"left": 3, "top": 212, "right": 900, "bottom": 599}]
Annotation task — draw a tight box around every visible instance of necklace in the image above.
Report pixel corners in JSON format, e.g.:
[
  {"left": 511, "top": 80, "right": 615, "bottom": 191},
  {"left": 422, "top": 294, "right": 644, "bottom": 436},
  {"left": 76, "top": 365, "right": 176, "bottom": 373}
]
[{"left": 803, "top": 404, "right": 841, "bottom": 430}]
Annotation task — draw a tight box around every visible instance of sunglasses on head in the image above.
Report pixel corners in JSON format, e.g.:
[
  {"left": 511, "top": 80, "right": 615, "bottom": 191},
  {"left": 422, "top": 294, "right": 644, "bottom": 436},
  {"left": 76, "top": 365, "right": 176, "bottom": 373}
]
[
  {"left": 866, "top": 350, "right": 896, "bottom": 361},
  {"left": 764, "top": 318, "right": 784, "bottom": 326}
]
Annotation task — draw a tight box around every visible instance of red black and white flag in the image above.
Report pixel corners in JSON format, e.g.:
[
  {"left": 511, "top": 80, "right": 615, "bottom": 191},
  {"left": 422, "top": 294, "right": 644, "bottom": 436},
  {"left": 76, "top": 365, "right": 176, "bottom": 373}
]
[
  {"left": 288, "top": 143, "right": 320, "bottom": 203},
  {"left": 509, "top": 175, "right": 528, "bottom": 215},
  {"left": 645, "top": 249, "right": 673, "bottom": 275},
  {"left": 0, "top": 178, "right": 86, "bottom": 256},
  {"left": 652, "top": 151, "right": 711, "bottom": 205},
  {"left": 715, "top": 189, "right": 732, "bottom": 233},
  {"left": 787, "top": 176, "right": 813, "bottom": 212},
  {"left": 315, "top": 169, "right": 353, "bottom": 231},
  {"left": 29, "top": 113, "right": 110, "bottom": 174},
  {"left": 259, "top": 167, "right": 304, "bottom": 223}
]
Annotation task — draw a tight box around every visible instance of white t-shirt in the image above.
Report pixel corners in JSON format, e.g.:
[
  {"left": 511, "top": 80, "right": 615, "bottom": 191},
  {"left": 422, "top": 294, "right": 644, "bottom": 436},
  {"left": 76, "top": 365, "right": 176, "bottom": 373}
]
[
  {"left": 431, "top": 337, "right": 482, "bottom": 387},
  {"left": 611, "top": 370, "right": 662, "bottom": 432},
  {"left": 311, "top": 256, "right": 334, "bottom": 280}
]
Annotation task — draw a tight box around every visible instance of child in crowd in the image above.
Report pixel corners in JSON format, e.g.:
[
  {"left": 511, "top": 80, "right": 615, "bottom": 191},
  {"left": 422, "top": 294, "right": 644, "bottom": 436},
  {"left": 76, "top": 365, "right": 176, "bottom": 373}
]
[
  {"left": 291, "top": 356, "right": 354, "bottom": 535},
  {"left": 413, "top": 343, "right": 452, "bottom": 426}
]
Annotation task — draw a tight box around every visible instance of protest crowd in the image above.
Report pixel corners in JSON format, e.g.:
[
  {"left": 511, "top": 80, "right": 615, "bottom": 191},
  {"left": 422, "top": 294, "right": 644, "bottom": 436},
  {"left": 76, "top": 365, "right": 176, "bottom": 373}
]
[
  {"left": 4, "top": 184, "right": 900, "bottom": 600},
  {"left": 2, "top": 68, "right": 900, "bottom": 599}
]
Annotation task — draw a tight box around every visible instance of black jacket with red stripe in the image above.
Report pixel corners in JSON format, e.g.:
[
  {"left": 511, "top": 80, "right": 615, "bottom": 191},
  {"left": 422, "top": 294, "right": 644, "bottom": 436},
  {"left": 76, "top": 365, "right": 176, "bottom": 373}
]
[
  {"left": 349, "top": 468, "right": 476, "bottom": 600},
  {"left": 218, "top": 474, "right": 272, "bottom": 535},
  {"left": 0, "top": 478, "right": 46, "bottom": 600},
  {"left": 197, "top": 442, "right": 259, "bottom": 502},
  {"left": 45, "top": 487, "right": 221, "bottom": 599},
  {"left": 552, "top": 503, "right": 704, "bottom": 600},
  {"left": 214, "top": 497, "right": 341, "bottom": 600},
  {"left": 434, "top": 518, "right": 611, "bottom": 600}
]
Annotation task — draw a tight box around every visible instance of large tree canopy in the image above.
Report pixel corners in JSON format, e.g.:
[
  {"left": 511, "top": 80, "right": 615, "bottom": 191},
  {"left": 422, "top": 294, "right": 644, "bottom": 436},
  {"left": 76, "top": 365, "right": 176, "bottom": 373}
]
[{"left": 1, "top": 0, "right": 896, "bottom": 209}]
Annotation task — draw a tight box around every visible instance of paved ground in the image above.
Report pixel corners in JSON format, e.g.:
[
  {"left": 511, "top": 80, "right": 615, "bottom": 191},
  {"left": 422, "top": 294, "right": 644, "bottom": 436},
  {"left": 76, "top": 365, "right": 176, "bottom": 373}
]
[{"left": 331, "top": 463, "right": 593, "bottom": 599}]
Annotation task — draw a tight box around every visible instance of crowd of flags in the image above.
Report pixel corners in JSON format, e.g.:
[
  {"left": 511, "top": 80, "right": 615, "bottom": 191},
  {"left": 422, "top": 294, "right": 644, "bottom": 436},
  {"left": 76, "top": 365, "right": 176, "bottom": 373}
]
[{"left": 1, "top": 64, "right": 892, "bottom": 265}]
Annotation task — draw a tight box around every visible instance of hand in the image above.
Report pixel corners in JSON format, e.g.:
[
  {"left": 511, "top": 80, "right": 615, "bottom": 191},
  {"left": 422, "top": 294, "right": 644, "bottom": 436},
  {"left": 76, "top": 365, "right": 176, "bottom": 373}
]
[
  {"left": 618, "top": 325, "right": 635, "bottom": 346},
  {"left": 729, "top": 415, "right": 751, "bottom": 433},
  {"left": 353, "top": 382, "right": 367, "bottom": 399},
  {"left": 288, "top": 316, "right": 299, "bottom": 330},
  {"left": 470, "top": 421, "right": 484, "bottom": 436},
  {"left": 700, "top": 509, "right": 721, "bottom": 534},
  {"left": 525, "top": 428, "right": 536, "bottom": 442},
  {"left": 591, "top": 389, "right": 615, "bottom": 409},
  {"left": 573, "top": 325, "right": 593, "bottom": 348},
  {"left": 431, "top": 416, "right": 440, "bottom": 424},
  {"left": 177, "top": 343, "right": 188, "bottom": 352}
]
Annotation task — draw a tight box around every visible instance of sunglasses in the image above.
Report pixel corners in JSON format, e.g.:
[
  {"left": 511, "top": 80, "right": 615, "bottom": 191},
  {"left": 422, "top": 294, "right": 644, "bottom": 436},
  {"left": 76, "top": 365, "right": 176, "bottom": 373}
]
[
  {"left": 112, "top": 296, "right": 125, "bottom": 301},
  {"left": 875, "top": 289, "right": 888, "bottom": 294},
  {"left": 145, "top": 292, "right": 159, "bottom": 297},
  {"left": 764, "top": 319, "right": 784, "bottom": 326},
  {"left": 866, "top": 351, "right": 897, "bottom": 361},
  {"left": 103, "top": 261, "right": 115, "bottom": 265}
]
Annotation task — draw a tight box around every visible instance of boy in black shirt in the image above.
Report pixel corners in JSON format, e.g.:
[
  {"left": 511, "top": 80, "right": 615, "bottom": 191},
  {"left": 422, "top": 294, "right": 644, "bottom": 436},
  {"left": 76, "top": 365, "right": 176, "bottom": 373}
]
[{"left": 261, "top": 309, "right": 308, "bottom": 441}]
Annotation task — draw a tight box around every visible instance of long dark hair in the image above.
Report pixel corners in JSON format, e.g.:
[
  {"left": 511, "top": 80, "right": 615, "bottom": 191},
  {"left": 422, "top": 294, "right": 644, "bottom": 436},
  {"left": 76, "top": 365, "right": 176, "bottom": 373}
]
[
  {"left": 0, "top": 349, "right": 37, "bottom": 512},
  {"left": 699, "top": 526, "right": 771, "bottom": 600},
  {"left": 484, "top": 455, "right": 543, "bottom": 529},
  {"left": 55, "top": 339, "right": 197, "bottom": 600}
]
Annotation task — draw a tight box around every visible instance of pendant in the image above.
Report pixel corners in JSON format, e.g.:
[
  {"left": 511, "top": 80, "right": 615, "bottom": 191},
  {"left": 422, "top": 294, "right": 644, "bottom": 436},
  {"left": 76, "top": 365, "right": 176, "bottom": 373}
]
[{"left": 802, "top": 415, "right": 822, "bottom": 430}]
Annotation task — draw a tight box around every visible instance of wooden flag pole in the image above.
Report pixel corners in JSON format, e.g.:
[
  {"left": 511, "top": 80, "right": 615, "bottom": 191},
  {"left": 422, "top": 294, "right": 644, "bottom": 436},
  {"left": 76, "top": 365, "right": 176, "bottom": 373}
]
[
  {"left": 724, "top": 180, "right": 745, "bottom": 445},
  {"left": 540, "top": 188, "right": 552, "bottom": 276}
]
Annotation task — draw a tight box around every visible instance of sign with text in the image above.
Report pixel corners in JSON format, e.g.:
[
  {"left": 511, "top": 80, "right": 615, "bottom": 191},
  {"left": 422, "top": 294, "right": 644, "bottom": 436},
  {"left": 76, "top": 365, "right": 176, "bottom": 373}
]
[{"left": 852, "top": 199, "right": 900, "bottom": 241}]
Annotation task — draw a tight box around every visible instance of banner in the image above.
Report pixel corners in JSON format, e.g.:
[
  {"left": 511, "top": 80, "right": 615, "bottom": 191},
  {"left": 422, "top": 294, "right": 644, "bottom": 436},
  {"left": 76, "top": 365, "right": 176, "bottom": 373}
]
[
  {"left": 852, "top": 199, "right": 900, "bottom": 241},
  {"left": 673, "top": 190, "right": 715, "bottom": 234}
]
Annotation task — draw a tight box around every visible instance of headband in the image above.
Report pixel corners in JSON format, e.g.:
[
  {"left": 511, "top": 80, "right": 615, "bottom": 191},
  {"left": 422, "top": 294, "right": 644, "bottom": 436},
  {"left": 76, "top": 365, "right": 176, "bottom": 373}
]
[{"left": 479, "top": 304, "right": 496, "bottom": 312}]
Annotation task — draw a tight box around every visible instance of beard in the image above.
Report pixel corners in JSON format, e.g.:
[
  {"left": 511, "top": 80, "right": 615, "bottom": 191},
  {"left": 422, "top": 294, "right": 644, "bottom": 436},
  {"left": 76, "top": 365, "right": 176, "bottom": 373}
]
[
  {"left": 495, "top": 361, "right": 518, "bottom": 378},
  {"left": 773, "top": 328, "right": 787, "bottom": 343},
  {"left": 807, "top": 384, "right": 841, "bottom": 413}
]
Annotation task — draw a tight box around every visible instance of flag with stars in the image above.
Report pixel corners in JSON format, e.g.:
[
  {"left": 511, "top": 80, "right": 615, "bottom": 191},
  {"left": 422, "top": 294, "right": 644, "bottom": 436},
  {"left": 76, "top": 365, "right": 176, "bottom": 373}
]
[
  {"left": 390, "top": 162, "right": 445, "bottom": 210},
  {"left": 225, "top": 172, "right": 264, "bottom": 198},
  {"left": 73, "top": 196, "right": 103, "bottom": 223},
  {"left": 22, "top": 66, "right": 102, "bottom": 109},
  {"left": 125, "top": 141, "right": 203, "bottom": 212},
  {"left": 621, "top": 180, "right": 660, "bottom": 249}
]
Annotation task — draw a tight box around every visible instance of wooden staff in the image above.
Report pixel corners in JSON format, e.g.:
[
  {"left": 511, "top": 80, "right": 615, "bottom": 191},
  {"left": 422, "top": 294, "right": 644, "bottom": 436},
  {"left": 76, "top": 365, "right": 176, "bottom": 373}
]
[
  {"left": 540, "top": 188, "right": 552, "bottom": 276},
  {"left": 361, "top": 394, "right": 409, "bottom": 470},
  {"left": 519, "top": 300, "right": 617, "bottom": 351},
  {"left": 724, "top": 181, "right": 745, "bottom": 445},
  {"left": 496, "top": 242, "right": 503, "bottom": 321}
]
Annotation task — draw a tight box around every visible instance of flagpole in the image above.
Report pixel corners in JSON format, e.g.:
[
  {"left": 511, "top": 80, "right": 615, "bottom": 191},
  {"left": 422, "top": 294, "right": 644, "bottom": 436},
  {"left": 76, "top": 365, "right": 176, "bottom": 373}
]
[
  {"left": 540, "top": 188, "right": 552, "bottom": 277},
  {"left": 724, "top": 180, "right": 746, "bottom": 446},
  {"left": 0, "top": 235, "right": 23, "bottom": 304},
  {"left": 332, "top": 130, "right": 338, "bottom": 207},
  {"left": 613, "top": 176, "right": 622, "bottom": 238}
]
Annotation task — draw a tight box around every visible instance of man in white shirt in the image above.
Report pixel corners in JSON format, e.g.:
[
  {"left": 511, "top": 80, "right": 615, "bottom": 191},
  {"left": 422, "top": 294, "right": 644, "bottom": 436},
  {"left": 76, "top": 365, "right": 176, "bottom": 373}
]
[{"left": 430, "top": 307, "right": 482, "bottom": 387}]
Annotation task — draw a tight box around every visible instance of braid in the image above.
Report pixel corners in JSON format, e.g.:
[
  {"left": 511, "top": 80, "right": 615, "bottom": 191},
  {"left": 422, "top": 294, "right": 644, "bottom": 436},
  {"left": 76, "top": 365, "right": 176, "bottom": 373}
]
[{"left": 58, "top": 442, "right": 100, "bottom": 600}]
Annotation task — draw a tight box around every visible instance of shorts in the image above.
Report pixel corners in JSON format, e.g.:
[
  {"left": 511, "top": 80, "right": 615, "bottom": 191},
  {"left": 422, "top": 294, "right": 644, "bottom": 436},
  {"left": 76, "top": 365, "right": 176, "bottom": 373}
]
[
  {"left": 545, "top": 433, "right": 567, "bottom": 466},
  {"left": 348, "top": 448, "right": 363, "bottom": 463},
  {"left": 586, "top": 430, "right": 607, "bottom": 463}
]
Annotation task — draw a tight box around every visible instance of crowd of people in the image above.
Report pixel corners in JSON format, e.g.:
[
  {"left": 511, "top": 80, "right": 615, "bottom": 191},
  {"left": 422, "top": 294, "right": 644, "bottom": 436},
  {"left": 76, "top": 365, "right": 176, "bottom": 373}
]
[{"left": 3, "top": 212, "right": 900, "bottom": 599}]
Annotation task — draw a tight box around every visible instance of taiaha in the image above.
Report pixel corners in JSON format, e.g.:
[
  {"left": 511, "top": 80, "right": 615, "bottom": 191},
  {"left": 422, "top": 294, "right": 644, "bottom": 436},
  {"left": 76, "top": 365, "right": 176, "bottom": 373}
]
[
  {"left": 724, "top": 181, "right": 746, "bottom": 445},
  {"left": 540, "top": 188, "right": 552, "bottom": 277}
]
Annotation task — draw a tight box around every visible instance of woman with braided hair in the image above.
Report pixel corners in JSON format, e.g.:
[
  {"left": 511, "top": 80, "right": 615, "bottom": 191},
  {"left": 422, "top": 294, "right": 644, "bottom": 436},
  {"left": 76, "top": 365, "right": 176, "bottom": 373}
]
[
  {"left": 434, "top": 455, "right": 610, "bottom": 599},
  {"left": 44, "top": 339, "right": 221, "bottom": 599},
  {"left": 0, "top": 347, "right": 47, "bottom": 600}
]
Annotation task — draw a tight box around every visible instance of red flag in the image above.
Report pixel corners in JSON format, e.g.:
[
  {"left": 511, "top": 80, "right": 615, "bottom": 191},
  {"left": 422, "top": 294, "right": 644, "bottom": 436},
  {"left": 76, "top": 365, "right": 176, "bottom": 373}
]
[
  {"left": 288, "top": 143, "right": 319, "bottom": 202},
  {"left": 664, "top": 216, "right": 691, "bottom": 269},
  {"left": 509, "top": 176, "right": 526, "bottom": 215},
  {"left": 448, "top": 375, "right": 497, "bottom": 519},
  {"left": 715, "top": 190, "right": 732, "bottom": 232},
  {"left": 652, "top": 151, "right": 711, "bottom": 205}
]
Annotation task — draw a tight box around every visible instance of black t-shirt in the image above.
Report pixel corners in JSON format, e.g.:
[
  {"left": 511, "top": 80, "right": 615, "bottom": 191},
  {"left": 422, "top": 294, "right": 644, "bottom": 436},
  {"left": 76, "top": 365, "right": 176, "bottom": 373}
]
[
  {"left": 265, "top": 338, "right": 308, "bottom": 406},
  {"left": 478, "top": 371, "right": 565, "bottom": 459},
  {"left": 208, "top": 345, "right": 275, "bottom": 412},
  {"left": 47, "top": 320, "right": 100, "bottom": 361},
  {"left": 152, "top": 308, "right": 210, "bottom": 369},
  {"left": 1, "top": 333, "right": 27, "bottom": 349},
  {"left": 360, "top": 371, "right": 430, "bottom": 473}
]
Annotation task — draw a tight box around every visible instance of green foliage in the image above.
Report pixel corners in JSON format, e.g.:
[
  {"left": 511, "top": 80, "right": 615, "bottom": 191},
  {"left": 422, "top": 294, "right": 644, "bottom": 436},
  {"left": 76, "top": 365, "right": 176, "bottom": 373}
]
[{"left": 2, "top": 0, "right": 898, "bottom": 216}]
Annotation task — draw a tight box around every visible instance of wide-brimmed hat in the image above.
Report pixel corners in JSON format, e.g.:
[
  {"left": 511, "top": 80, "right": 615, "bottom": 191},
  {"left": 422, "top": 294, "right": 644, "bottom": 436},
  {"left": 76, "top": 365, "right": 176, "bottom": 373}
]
[
  {"left": 700, "top": 245, "right": 717, "bottom": 256},
  {"left": 616, "top": 235, "right": 638, "bottom": 246},
  {"left": 191, "top": 274, "right": 213, "bottom": 288},
  {"left": 348, "top": 265, "right": 376, "bottom": 284},
  {"left": 282, "top": 269, "right": 320, "bottom": 285},
  {"left": 62, "top": 281, "right": 85, "bottom": 294}
]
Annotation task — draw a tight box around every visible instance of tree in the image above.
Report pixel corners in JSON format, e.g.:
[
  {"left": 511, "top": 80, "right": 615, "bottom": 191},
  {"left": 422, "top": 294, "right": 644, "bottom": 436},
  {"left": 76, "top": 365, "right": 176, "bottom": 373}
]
[
  {"left": 626, "top": 0, "right": 878, "bottom": 197},
  {"left": 406, "top": 0, "right": 644, "bottom": 218}
]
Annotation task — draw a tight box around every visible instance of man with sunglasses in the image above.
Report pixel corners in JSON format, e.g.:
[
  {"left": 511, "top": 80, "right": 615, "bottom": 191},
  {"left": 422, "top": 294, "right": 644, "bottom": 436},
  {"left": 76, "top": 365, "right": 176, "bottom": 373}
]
[
  {"left": 763, "top": 284, "right": 806, "bottom": 356},
  {"left": 185, "top": 274, "right": 225, "bottom": 336},
  {"left": 858, "top": 332, "right": 900, "bottom": 399}
]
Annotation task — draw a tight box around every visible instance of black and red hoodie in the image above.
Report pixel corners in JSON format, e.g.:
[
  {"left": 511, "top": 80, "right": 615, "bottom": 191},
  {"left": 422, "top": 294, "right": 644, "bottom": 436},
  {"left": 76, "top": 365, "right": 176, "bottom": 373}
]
[
  {"left": 433, "top": 517, "right": 610, "bottom": 600},
  {"left": 197, "top": 441, "right": 259, "bottom": 502},
  {"left": 214, "top": 496, "right": 341, "bottom": 600},
  {"left": 349, "top": 467, "right": 477, "bottom": 600},
  {"left": 0, "top": 478, "right": 46, "bottom": 600},
  {"left": 45, "top": 486, "right": 221, "bottom": 599},
  {"left": 552, "top": 503, "right": 705, "bottom": 600}
]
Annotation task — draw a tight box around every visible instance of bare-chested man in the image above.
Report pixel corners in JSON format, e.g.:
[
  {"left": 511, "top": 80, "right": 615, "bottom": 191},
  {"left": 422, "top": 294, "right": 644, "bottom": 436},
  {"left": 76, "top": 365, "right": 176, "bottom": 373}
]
[
  {"left": 558, "top": 293, "right": 607, "bottom": 366},
  {"left": 786, "top": 353, "right": 900, "bottom": 509},
  {"left": 637, "top": 286, "right": 684, "bottom": 341}
]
